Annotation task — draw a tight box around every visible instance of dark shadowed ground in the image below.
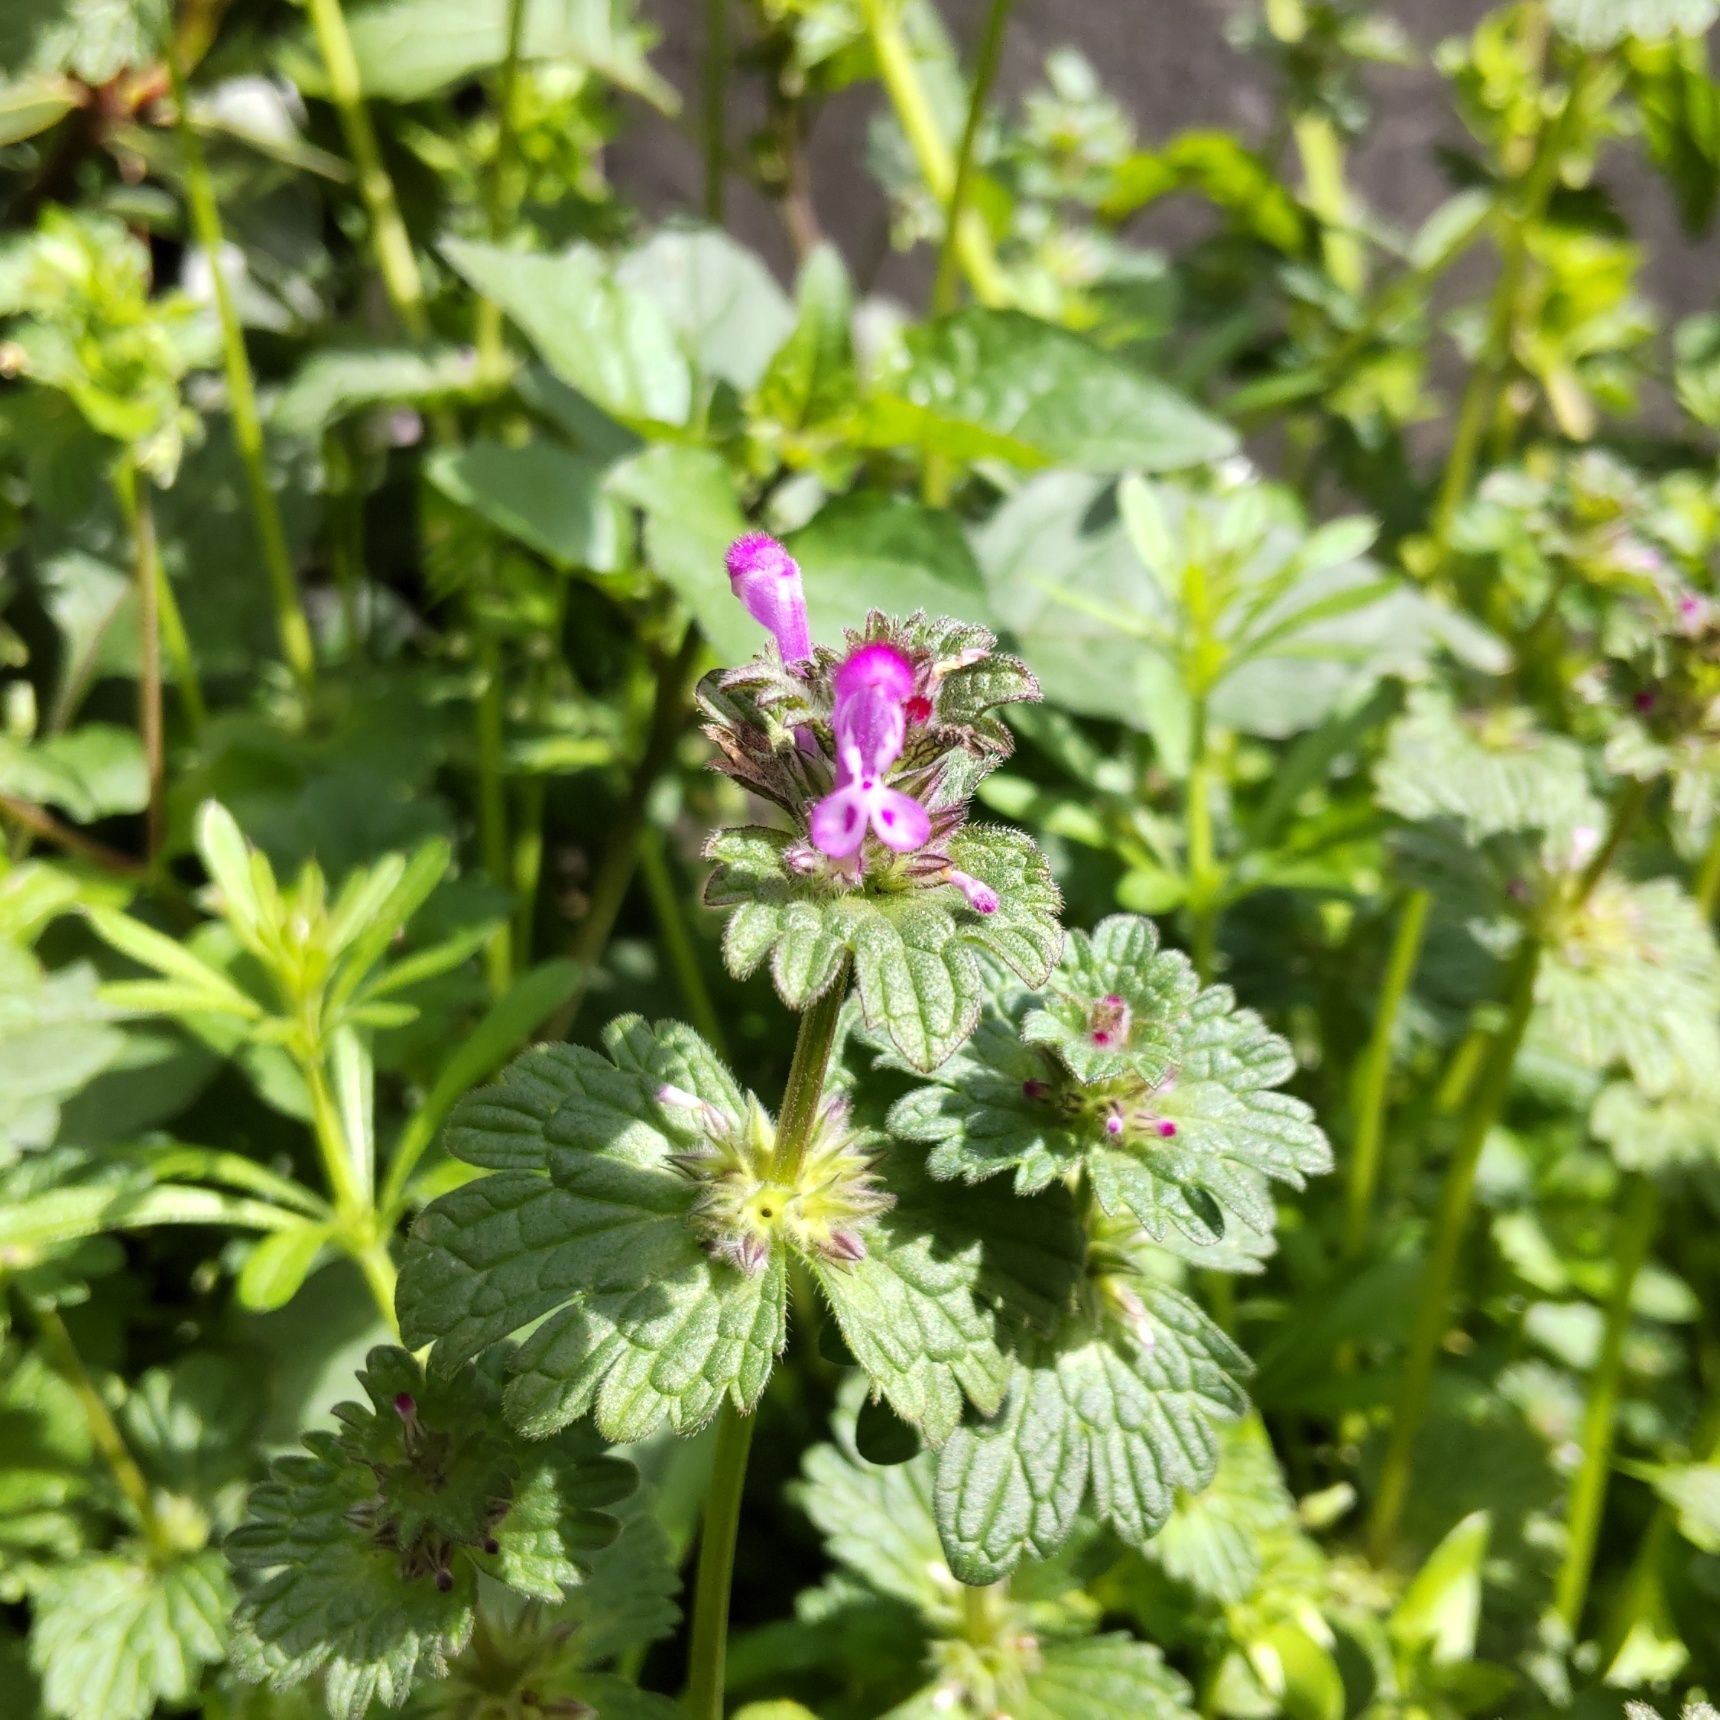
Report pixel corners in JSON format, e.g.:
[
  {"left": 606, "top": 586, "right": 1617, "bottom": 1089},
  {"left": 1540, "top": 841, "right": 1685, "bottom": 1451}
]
[{"left": 616, "top": 0, "right": 1711, "bottom": 322}]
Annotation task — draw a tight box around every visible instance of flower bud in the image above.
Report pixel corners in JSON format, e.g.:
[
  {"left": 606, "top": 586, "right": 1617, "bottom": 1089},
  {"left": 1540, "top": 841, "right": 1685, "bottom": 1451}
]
[{"left": 726, "top": 533, "right": 812, "bottom": 663}]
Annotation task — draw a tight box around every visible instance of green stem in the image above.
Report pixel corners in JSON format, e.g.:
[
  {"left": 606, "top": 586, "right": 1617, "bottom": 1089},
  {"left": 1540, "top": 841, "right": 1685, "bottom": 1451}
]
[
  {"left": 324, "top": 427, "right": 366, "bottom": 656},
  {"left": 640, "top": 828, "right": 730, "bottom": 1062},
  {"left": 303, "top": 0, "right": 430, "bottom": 338},
  {"left": 682, "top": 1397, "right": 756, "bottom": 1720},
  {"left": 304, "top": 1055, "right": 366, "bottom": 1219},
  {"left": 114, "top": 459, "right": 164, "bottom": 859},
  {"left": 1367, "top": 937, "right": 1541, "bottom": 1561},
  {"left": 1578, "top": 774, "right": 1652, "bottom": 901},
  {"left": 1293, "top": 111, "right": 1364, "bottom": 297},
  {"left": 922, "top": 0, "right": 1012, "bottom": 508},
  {"left": 475, "top": 0, "right": 529, "bottom": 384},
  {"left": 1554, "top": 1172, "right": 1658, "bottom": 1634},
  {"left": 860, "top": 0, "right": 1008, "bottom": 307},
  {"left": 1427, "top": 50, "right": 1590, "bottom": 576},
  {"left": 475, "top": 636, "right": 512, "bottom": 995},
  {"left": 702, "top": 0, "right": 728, "bottom": 224},
  {"left": 167, "top": 46, "right": 317, "bottom": 696},
  {"left": 33, "top": 1303, "right": 164, "bottom": 1549},
  {"left": 1185, "top": 694, "right": 1220, "bottom": 981},
  {"left": 354, "top": 1237, "right": 401, "bottom": 1338},
  {"left": 1696, "top": 822, "right": 1720, "bottom": 919},
  {"left": 546, "top": 626, "right": 705, "bottom": 1040},
  {"left": 768, "top": 961, "right": 851, "bottom": 1185},
  {"left": 1344, "top": 887, "right": 1431, "bottom": 1258}
]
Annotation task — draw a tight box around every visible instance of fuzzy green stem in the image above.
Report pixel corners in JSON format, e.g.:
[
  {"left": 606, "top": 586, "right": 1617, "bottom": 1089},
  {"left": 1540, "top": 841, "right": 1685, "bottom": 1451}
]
[
  {"left": 475, "top": 637, "right": 512, "bottom": 995},
  {"left": 1427, "top": 50, "right": 1589, "bottom": 576},
  {"left": 1185, "top": 694, "right": 1220, "bottom": 982},
  {"left": 304, "top": 0, "right": 430, "bottom": 338},
  {"left": 921, "top": 0, "right": 1012, "bottom": 508},
  {"left": 860, "top": 0, "right": 1008, "bottom": 308},
  {"left": 114, "top": 460, "right": 165, "bottom": 858},
  {"left": 1367, "top": 937, "right": 1541, "bottom": 1560},
  {"left": 167, "top": 46, "right": 317, "bottom": 695},
  {"left": 640, "top": 828, "right": 730, "bottom": 1062},
  {"left": 1344, "top": 887, "right": 1431, "bottom": 1259},
  {"left": 546, "top": 626, "right": 705, "bottom": 1040},
  {"left": 475, "top": 0, "right": 529, "bottom": 384},
  {"left": 304, "top": 1055, "right": 366, "bottom": 1219},
  {"left": 1554, "top": 1172, "right": 1658, "bottom": 1634},
  {"left": 33, "top": 1303, "right": 164, "bottom": 1548},
  {"left": 1696, "top": 823, "right": 1720, "bottom": 919},
  {"left": 769, "top": 962, "right": 851, "bottom": 1186},
  {"left": 683, "top": 1397, "right": 756, "bottom": 1720}
]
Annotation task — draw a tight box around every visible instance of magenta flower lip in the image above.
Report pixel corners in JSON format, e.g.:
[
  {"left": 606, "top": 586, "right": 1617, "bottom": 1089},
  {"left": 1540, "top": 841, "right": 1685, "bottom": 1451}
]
[{"left": 810, "top": 640, "right": 932, "bottom": 859}]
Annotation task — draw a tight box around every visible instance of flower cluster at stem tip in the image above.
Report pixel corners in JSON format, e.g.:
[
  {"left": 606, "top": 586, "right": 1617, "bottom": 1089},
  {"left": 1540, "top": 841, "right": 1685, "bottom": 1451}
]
[{"left": 719, "top": 532, "right": 1006, "bottom": 915}]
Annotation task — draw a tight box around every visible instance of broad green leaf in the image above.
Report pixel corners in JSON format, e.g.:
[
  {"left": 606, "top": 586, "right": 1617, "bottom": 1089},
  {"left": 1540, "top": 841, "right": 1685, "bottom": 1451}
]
[
  {"left": 1246, "top": 1622, "right": 1345, "bottom": 1720},
  {"left": 0, "top": 950, "right": 123, "bottom": 1157},
  {"left": 1591, "top": 1077, "right": 1720, "bottom": 1174},
  {"left": 426, "top": 440, "right": 622, "bottom": 572},
  {"left": 1649, "top": 1462, "right": 1720, "bottom": 1553},
  {"left": 0, "top": 74, "right": 77, "bottom": 144},
  {"left": 753, "top": 243, "right": 856, "bottom": 432},
  {"left": 0, "top": 0, "right": 169, "bottom": 82},
  {"left": 237, "top": 1221, "right": 335, "bottom": 1313},
  {"left": 304, "top": 0, "right": 675, "bottom": 107},
  {"left": 706, "top": 823, "right": 1062, "bottom": 1072},
  {"left": 0, "top": 724, "right": 146, "bottom": 821},
  {"left": 934, "top": 1283, "right": 1250, "bottom": 1582},
  {"left": 866, "top": 308, "right": 1236, "bottom": 475},
  {"left": 1391, "top": 1510, "right": 1490, "bottom": 1661},
  {"left": 229, "top": 1346, "right": 630, "bottom": 1720},
  {"left": 271, "top": 346, "right": 481, "bottom": 438},
  {"left": 31, "top": 1547, "right": 230, "bottom": 1720},
  {"left": 1016, "top": 1635, "right": 1199, "bottom": 1720},
  {"left": 616, "top": 227, "right": 795, "bottom": 394},
  {"left": 1551, "top": 0, "right": 1717, "bottom": 45},
  {"left": 785, "top": 492, "right": 993, "bottom": 632},
  {"left": 442, "top": 238, "right": 692, "bottom": 430}
]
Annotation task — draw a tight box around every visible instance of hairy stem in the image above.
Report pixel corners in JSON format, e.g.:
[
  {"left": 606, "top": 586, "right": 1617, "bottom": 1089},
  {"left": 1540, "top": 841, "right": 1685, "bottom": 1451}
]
[
  {"left": 682, "top": 1397, "right": 756, "bottom": 1720},
  {"left": 1554, "top": 1172, "right": 1657, "bottom": 1634},
  {"left": 167, "top": 45, "right": 317, "bottom": 696},
  {"left": 1344, "top": 888, "right": 1431, "bottom": 1258},
  {"left": 1368, "top": 936, "right": 1541, "bottom": 1560},
  {"left": 475, "top": 636, "right": 513, "bottom": 995},
  {"left": 547, "top": 626, "right": 705, "bottom": 1040},
  {"left": 114, "top": 460, "right": 165, "bottom": 858},
  {"left": 1427, "top": 47, "right": 1589, "bottom": 576},
  {"left": 0, "top": 793, "right": 146, "bottom": 876},
  {"left": 859, "top": 0, "right": 1007, "bottom": 307},
  {"left": 1185, "top": 694, "right": 1220, "bottom": 982},
  {"left": 769, "top": 961, "right": 851, "bottom": 1185},
  {"left": 474, "top": 0, "right": 529, "bottom": 384},
  {"left": 33, "top": 1304, "right": 164, "bottom": 1549},
  {"left": 303, "top": 0, "right": 430, "bottom": 338},
  {"left": 922, "top": 0, "right": 1013, "bottom": 507}
]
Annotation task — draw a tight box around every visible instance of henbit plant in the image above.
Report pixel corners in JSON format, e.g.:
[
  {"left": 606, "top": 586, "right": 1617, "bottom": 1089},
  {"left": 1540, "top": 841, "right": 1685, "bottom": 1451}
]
[{"left": 357, "top": 537, "right": 1330, "bottom": 1719}]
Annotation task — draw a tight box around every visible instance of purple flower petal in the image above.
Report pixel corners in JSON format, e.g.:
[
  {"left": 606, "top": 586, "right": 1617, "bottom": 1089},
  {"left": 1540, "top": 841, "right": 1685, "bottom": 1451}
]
[{"left": 726, "top": 532, "right": 811, "bottom": 662}]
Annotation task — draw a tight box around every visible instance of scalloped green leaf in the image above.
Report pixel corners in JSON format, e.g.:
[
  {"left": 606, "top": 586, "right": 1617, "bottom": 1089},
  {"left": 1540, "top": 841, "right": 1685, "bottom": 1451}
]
[
  {"left": 31, "top": 1547, "right": 230, "bottom": 1720},
  {"left": 1537, "top": 877, "right": 1720, "bottom": 1096},
  {"left": 398, "top": 1018, "right": 1004, "bottom": 1441},
  {"left": 228, "top": 1346, "right": 628, "bottom": 1719},
  {"left": 1375, "top": 687, "right": 1599, "bottom": 840},
  {"left": 706, "top": 824, "right": 1061, "bottom": 1072},
  {"left": 934, "top": 1284, "right": 1250, "bottom": 1583},
  {"left": 891, "top": 918, "right": 1329, "bottom": 1250}
]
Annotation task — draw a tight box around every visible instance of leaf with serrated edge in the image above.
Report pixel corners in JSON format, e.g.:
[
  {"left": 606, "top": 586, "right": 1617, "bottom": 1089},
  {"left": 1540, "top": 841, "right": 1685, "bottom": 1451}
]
[
  {"left": 934, "top": 1285, "right": 1249, "bottom": 1583},
  {"left": 399, "top": 1017, "right": 1003, "bottom": 1440}
]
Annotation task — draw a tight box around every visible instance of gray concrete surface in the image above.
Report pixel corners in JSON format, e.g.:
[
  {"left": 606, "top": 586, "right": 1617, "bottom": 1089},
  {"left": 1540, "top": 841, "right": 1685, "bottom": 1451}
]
[{"left": 616, "top": 0, "right": 1711, "bottom": 324}]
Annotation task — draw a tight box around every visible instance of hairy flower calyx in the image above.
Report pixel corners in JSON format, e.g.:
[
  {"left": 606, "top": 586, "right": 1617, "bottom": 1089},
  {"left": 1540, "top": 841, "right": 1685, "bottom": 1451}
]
[{"left": 660, "top": 1086, "right": 893, "bottom": 1273}]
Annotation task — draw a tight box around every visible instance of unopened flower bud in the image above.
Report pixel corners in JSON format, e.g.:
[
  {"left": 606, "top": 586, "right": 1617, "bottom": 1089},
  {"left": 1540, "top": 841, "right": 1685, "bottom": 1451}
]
[
  {"left": 726, "top": 533, "right": 812, "bottom": 663},
  {"left": 947, "top": 869, "right": 999, "bottom": 915},
  {"left": 1088, "top": 993, "right": 1132, "bottom": 1049},
  {"left": 393, "top": 1393, "right": 416, "bottom": 1421},
  {"left": 824, "top": 1228, "right": 868, "bottom": 1264}
]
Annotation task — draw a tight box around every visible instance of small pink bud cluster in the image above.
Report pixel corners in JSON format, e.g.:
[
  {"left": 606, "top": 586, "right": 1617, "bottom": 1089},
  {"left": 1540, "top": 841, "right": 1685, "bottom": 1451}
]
[{"left": 1088, "top": 993, "right": 1132, "bottom": 1049}]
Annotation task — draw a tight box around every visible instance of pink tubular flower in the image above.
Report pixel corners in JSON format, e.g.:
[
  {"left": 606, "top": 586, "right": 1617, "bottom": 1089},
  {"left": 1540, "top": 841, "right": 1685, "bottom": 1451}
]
[
  {"left": 809, "top": 642, "right": 932, "bottom": 858},
  {"left": 727, "top": 533, "right": 811, "bottom": 663}
]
